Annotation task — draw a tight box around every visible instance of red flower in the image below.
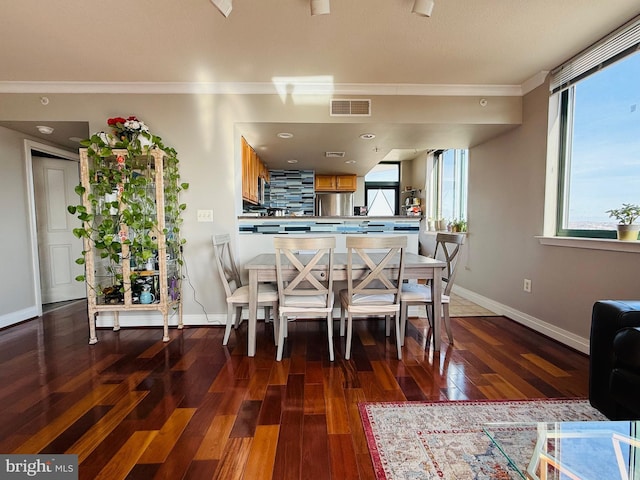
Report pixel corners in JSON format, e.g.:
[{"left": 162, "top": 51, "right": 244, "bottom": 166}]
[
  {"left": 127, "top": 116, "right": 138, "bottom": 121},
  {"left": 107, "top": 117, "right": 126, "bottom": 126}
]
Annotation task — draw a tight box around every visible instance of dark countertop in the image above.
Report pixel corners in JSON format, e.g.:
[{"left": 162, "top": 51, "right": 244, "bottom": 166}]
[{"left": 238, "top": 215, "right": 422, "bottom": 220}]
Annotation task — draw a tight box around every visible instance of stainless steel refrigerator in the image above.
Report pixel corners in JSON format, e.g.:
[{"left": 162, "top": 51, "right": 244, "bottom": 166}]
[{"left": 315, "top": 192, "right": 354, "bottom": 216}]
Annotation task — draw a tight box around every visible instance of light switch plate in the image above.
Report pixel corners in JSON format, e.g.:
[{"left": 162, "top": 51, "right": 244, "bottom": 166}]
[{"left": 197, "top": 209, "right": 214, "bottom": 222}]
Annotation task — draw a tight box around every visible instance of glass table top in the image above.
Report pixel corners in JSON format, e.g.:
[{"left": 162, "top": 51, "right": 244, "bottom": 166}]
[{"left": 483, "top": 421, "right": 640, "bottom": 480}]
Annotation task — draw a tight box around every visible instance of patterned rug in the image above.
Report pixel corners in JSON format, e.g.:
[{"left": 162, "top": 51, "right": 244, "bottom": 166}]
[{"left": 359, "top": 399, "right": 607, "bottom": 480}]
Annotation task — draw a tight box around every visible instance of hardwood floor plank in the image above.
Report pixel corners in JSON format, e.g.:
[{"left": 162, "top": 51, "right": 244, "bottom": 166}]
[
  {"left": 183, "top": 459, "right": 218, "bottom": 480},
  {"left": 13, "top": 384, "right": 119, "bottom": 454},
  {"left": 213, "top": 437, "right": 253, "bottom": 480},
  {"left": 521, "top": 353, "right": 572, "bottom": 377},
  {"left": 303, "top": 383, "right": 326, "bottom": 415},
  {"left": 328, "top": 433, "right": 360, "bottom": 480},
  {"left": 0, "top": 303, "right": 591, "bottom": 480},
  {"left": 301, "top": 414, "right": 330, "bottom": 480},
  {"left": 257, "top": 385, "right": 284, "bottom": 426},
  {"left": 325, "top": 395, "right": 351, "bottom": 435},
  {"left": 242, "top": 424, "right": 279, "bottom": 480},
  {"left": 193, "top": 415, "right": 236, "bottom": 460},
  {"left": 137, "top": 407, "right": 196, "bottom": 464},
  {"left": 94, "top": 430, "right": 158, "bottom": 480},
  {"left": 230, "top": 400, "right": 263, "bottom": 438},
  {"left": 272, "top": 416, "right": 303, "bottom": 480},
  {"left": 69, "top": 391, "right": 149, "bottom": 462}
]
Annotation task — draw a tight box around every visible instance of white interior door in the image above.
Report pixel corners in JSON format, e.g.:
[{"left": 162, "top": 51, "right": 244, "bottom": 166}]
[{"left": 33, "top": 156, "right": 86, "bottom": 303}]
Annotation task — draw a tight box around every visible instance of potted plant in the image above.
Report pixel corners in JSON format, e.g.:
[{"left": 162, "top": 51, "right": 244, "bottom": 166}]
[
  {"left": 67, "top": 116, "right": 189, "bottom": 299},
  {"left": 450, "top": 218, "right": 468, "bottom": 233},
  {"left": 606, "top": 203, "right": 640, "bottom": 241}
]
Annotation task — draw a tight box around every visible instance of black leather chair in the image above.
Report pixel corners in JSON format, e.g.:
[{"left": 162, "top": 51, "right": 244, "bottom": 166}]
[{"left": 589, "top": 300, "right": 640, "bottom": 420}]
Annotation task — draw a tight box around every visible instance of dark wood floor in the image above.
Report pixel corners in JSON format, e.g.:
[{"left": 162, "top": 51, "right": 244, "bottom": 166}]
[{"left": 0, "top": 301, "right": 590, "bottom": 480}]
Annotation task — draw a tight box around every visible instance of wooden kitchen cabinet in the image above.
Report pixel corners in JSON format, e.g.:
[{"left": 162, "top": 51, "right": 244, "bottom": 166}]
[
  {"left": 242, "top": 137, "right": 268, "bottom": 204},
  {"left": 315, "top": 174, "right": 357, "bottom": 192},
  {"left": 336, "top": 174, "right": 357, "bottom": 191},
  {"left": 315, "top": 174, "right": 336, "bottom": 191}
]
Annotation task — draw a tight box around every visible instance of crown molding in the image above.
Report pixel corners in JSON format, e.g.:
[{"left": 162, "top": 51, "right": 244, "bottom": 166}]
[
  {"left": 521, "top": 71, "right": 549, "bottom": 95},
  {"left": 0, "top": 81, "right": 526, "bottom": 97}
]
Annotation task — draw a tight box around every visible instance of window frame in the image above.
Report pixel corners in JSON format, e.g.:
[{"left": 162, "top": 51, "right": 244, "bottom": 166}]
[
  {"left": 430, "top": 149, "right": 468, "bottom": 223},
  {"left": 555, "top": 63, "right": 636, "bottom": 239},
  {"left": 364, "top": 162, "right": 401, "bottom": 216}
]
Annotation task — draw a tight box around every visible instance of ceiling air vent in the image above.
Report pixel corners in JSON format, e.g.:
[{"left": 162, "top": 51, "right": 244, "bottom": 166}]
[
  {"left": 325, "top": 152, "right": 345, "bottom": 158},
  {"left": 330, "top": 99, "right": 371, "bottom": 116}
]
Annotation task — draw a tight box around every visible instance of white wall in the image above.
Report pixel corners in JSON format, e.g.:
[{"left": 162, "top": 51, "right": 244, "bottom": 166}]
[
  {"left": 0, "top": 91, "right": 521, "bottom": 329},
  {"left": 455, "top": 82, "right": 640, "bottom": 352},
  {"left": 0, "top": 127, "right": 40, "bottom": 324}
]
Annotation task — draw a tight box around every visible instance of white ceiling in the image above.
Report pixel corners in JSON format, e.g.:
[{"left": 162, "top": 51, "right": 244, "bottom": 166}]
[{"left": 1, "top": 0, "right": 639, "bottom": 173}]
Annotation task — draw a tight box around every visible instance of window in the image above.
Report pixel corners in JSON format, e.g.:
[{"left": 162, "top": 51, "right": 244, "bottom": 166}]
[
  {"left": 554, "top": 19, "right": 640, "bottom": 238},
  {"left": 431, "top": 149, "right": 468, "bottom": 224},
  {"left": 365, "top": 162, "right": 400, "bottom": 216}
]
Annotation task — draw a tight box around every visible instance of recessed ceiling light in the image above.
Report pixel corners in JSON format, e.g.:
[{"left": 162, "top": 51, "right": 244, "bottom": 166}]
[
  {"left": 359, "top": 133, "right": 376, "bottom": 140},
  {"left": 345, "top": 160, "right": 357, "bottom": 164},
  {"left": 287, "top": 159, "right": 298, "bottom": 164},
  {"left": 277, "top": 132, "right": 293, "bottom": 139},
  {"left": 36, "top": 125, "right": 54, "bottom": 135}
]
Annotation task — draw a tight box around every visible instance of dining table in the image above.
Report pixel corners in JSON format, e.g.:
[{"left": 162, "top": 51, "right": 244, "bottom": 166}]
[{"left": 243, "top": 252, "right": 447, "bottom": 357}]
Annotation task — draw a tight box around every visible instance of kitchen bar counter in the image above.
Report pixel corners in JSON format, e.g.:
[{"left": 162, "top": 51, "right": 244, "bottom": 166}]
[
  {"left": 239, "top": 216, "right": 420, "bottom": 235},
  {"left": 236, "top": 216, "right": 421, "bottom": 267}
]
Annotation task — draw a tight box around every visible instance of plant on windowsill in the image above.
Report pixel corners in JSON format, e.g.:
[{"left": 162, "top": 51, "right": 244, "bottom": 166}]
[
  {"left": 450, "top": 218, "right": 468, "bottom": 233},
  {"left": 67, "top": 116, "right": 189, "bottom": 299},
  {"left": 606, "top": 203, "right": 640, "bottom": 241}
]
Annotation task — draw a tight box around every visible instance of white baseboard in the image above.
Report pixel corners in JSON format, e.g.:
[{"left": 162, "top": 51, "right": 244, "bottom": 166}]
[
  {"left": 94, "top": 290, "right": 590, "bottom": 355},
  {"left": 95, "top": 311, "right": 227, "bottom": 328},
  {"left": 452, "top": 286, "right": 589, "bottom": 354},
  {"left": 0, "top": 306, "right": 40, "bottom": 329}
]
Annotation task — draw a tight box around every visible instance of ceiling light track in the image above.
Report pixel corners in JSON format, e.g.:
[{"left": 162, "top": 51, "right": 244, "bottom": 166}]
[
  {"left": 210, "top": 0, "right": 432, "bottom": 19},
  {"left": 310, "top": 0, "right": 330, "bottom": 16},
  {"left": 412, "top": 0, "right": 435, "bottom": 17},
  {"left": 211, "top": 0, "right": 232, "bottom": 18}
]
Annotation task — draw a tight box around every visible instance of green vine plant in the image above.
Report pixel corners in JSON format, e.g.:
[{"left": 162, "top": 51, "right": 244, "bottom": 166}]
[{"left": 67, "top": 118, "right": 188, "bottom": 301}]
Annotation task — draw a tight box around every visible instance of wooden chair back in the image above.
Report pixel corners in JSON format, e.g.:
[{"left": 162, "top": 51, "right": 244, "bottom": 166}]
[
  {"left": 345, "top": 236, "right": 407, "bottom": 304},
  {"left": 434, "top": 232, "right": 465, "bottom": 296},
  {"left": 273, "top": 236, "right": 335, "bottom": 308},
  {"left": 212, "top": 234, "right": 242, "bottom": 298}
]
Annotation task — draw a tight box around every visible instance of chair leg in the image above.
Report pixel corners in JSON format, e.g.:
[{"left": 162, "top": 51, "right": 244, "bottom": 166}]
[
  {"left": 276, "top": 313, "right": 287, "bottom": 361},
  {"left": 223, "top": 304, "right": 235, "bottom": 345},
  {"left": 400, "top": 303, "right": 408, "bottom": 346},
  {"left": 326, "top": 313, "right": 335, "bottom": 361},
  {"left": 443, "top": 304, "right": 454, "bottom": 344},
  {"left": 395, "top": 313, "right": 403, "bottom": 360},
  {"left": 264, "top": 306, "right": 271, "bottom": 324},
  {"left": 385, "top": 315, "right": 391, "bottom": 337},
  {"left": 340, "top": 306, "right": 346, "bottom": 337},
  {"left": 426, "top": 302, "right": 433, "bottom": 328},
  {"left": 345, "top": 312, "right": 354, "bottom": 360},
  {"left": 272, "top": 302, "right": 279, "bottom": 345},
  {"left": 235, "top": 306, "right": 243, "bottom": 328}
]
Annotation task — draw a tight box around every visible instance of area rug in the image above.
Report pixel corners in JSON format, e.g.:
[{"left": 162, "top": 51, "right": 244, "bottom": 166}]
[{"left": 359, "top": 398, "right": 607, "bottom": 480}]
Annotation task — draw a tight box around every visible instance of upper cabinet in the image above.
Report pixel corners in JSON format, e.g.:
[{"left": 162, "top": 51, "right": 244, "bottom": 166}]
[
  {"left": 315, "top": 174, "right": 357, "bottom": 192},
  {"left": 242, "top": 137, "right": 268, "bottom": 204}
]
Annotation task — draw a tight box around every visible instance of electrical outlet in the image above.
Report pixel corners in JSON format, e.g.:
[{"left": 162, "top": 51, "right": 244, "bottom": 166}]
[
  {"left": 523, "top": 278, "right": 532, "bottom": 293},
  {"left": 197, "top": 209, "right": 214, "bottom": 222}
]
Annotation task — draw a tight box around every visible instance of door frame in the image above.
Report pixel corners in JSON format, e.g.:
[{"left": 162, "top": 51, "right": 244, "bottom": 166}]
[{"left": 24, "top": 139, "right": 80, "bottom": 316}]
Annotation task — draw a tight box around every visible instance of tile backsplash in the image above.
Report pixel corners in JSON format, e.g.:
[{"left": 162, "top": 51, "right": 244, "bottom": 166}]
[{"left": 267, "top": 170, "right": 315, "bottom": 215}]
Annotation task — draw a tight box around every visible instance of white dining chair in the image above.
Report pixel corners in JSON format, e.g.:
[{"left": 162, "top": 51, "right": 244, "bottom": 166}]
[
  {"left": 400, "top": 232, "right": 465, "bottom": 346},
  {"left": 339, "top": 236, "right": 407, "bottom": 360},
  {"left": 273, "top": 236, "right": 335, "bottom": 361},
  {"left": 212, "top": 234, "right": 278, "bottom": 346}
]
